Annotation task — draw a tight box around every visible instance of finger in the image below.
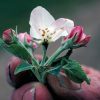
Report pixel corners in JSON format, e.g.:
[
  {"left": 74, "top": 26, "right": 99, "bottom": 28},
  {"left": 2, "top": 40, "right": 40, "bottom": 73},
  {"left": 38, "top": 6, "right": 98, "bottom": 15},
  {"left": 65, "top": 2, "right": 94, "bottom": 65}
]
[
  {"left": 81, "top": 66, "right": 100, "bottom": 100},
  {"left": 47, "top": 73, "right": 81, "bottom": 100},
  {"left": 11, "top": 82, "right": 53, "bottom": 100},
  {"left": 47, "top": 66, "right": 100, "bottom": 100},
  {"left": 6, "top": 56, "right": 37, "bottom": 88},
  {"left": 6, "top": 56, "right": 21, "bottom": 87}
]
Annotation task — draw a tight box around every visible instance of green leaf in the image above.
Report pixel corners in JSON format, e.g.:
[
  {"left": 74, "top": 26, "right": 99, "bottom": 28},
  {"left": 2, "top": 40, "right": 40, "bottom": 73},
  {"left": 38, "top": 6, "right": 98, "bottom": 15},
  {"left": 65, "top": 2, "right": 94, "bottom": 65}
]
[
  {"left": 6, "top": 43, "right": 32, "bottom": 61},
  {"left": 62, "top": 59, "right": 90, "bottom": 84},
  {"left": 44, "top": 39, "right": 73, "bottom": 66},
  {"left": 0, "top": 38, "right": 5, "bottom": 46},
  {"left": 61, "top": 57, "right": 68, "bottom": 66},
  {"left": 40, "top": 44, "right": 48, "bottom": 66},
  {"left": 0, "top": 38, "right": 39, "bottom": 66},
  {"left": 40, "top": 64, "right": 62, "bottom": 84},
  {"left": 14, "top": 62, "right": 34, "bottom": 75},
  {"left": 47, "top": 65, "right": 62, "bottom": 76},
  {"left": 0, "top": 38, "right": 32, "bottom": 62}
]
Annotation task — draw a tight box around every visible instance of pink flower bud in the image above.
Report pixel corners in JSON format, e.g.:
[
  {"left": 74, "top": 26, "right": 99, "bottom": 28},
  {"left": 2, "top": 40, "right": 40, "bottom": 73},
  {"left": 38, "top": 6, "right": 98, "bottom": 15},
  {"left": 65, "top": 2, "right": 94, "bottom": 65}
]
[
  {"left": 33, "top": 42, "right": 38, "bottom": 48},
  {"left": 64, "top": 26, "right": 91, "bottom": 46},
  {"left": 17, "top": 33, "right": 38, "bottom": 49},
  {"left": 78, "top": 33, "right": 91, "bottom": 46},
  {"left": 34, "top": 54, "right": 42, "bottom": 62},
  {"left": 68, "top": 26, "right": 83, "bottom": 43},
  {"left": 2, "top": 29, "right": 14, "bottom": 43},
  {"left": 17, "top": 33, "right": 32, "bottom": 44}
]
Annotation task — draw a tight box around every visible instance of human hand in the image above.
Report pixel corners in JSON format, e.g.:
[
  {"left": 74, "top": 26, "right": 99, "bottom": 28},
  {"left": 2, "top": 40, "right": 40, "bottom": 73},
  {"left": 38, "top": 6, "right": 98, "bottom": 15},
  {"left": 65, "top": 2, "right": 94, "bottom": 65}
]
[{"left": 6, "top": 56, "right": 100, "bottom": 100}]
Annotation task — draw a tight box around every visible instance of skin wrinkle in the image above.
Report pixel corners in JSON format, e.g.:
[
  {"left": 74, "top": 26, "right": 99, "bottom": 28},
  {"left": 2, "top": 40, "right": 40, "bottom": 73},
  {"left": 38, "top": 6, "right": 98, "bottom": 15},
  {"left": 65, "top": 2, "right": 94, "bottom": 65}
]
[
  {"left": 22, "top": 88, "right": 31, "bottom": 100},
  {"left": 23, "top": 88, "right": 35, "bottom": 100},
  {"left": 34, "top": 88, "right": 36, "bottom": 100},
  {"left": 8, "top": 64, "right": 16, "bottom": 87},
  {"left": 33, "top": 88, "right": 35, "bottom": 100},
  {"left": 33, "top": 83, "right": 53, "bottom": 100},
  {"left": 12, "top": 83, "right": 34, "bottom": 100},
  {"left": 8, "top": 65, "right": 12, "bottom": 83}
]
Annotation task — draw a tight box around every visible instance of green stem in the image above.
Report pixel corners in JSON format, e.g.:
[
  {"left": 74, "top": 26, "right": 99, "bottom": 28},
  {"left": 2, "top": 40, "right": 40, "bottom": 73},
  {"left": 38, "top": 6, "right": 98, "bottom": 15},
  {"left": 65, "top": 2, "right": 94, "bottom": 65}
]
[
  {"left": 19, "top": 41, "right": 39, "bottom": 67},
  {"left": 44, "top": 39, "right": 73, "bottom": 66},
  {"left": 65, "top": 49, "right": 73, "bottom": 59},
  {"left": 44, "top": 46, "right": 63, "bottom": 66},
  {"left": 40, "top": 44, "right": 48, "bottom": 66},
  {"left": 51, "top": 49, "right": 73, "bottom": 66},
  {"left": 31, "top": 68, "right": 42, "bottom": 82}
]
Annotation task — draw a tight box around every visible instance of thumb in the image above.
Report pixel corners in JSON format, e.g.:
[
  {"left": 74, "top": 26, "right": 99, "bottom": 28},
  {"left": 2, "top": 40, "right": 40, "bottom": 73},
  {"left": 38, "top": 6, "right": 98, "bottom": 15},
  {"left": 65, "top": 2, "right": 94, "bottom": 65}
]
[{"left": 11, "top": 82, "right": 53, "bottom": 100}]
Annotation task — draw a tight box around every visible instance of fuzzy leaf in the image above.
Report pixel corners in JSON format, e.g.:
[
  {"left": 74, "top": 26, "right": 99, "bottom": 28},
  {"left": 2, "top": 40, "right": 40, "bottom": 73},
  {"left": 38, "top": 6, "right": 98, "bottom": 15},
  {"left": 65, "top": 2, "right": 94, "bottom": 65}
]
[
  {"left": 2, "top": 41, "right": 32, "bottom": 62},
  {"left": 62, "top": 59, "right": 90, "bottom": 84},
  {"left": 0, "top": 38, "right": 38, "bottom": 66},
  {"left": 14, "top": 62, "right": 33, "bottom": 75},
  {"left": 0, "top": 38, "right": 32, "bottom": 61},
  {"left": 7, "top": 44, "right": 31, "bottom": 60}
]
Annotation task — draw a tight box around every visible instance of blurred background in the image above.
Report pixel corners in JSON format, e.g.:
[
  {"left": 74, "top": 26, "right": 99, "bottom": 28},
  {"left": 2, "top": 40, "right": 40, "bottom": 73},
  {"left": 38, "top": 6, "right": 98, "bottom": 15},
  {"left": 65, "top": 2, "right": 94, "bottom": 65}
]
[{"left": 0, "top": 0, "right": 100, "bottom": 99}]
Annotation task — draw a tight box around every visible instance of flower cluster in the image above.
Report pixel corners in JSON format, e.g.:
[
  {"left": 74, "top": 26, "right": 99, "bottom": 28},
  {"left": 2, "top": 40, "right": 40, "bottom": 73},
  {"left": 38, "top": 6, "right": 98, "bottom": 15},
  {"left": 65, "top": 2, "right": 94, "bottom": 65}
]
[{"left": 0, "top": 6, "right": 91, "bottom": 89}]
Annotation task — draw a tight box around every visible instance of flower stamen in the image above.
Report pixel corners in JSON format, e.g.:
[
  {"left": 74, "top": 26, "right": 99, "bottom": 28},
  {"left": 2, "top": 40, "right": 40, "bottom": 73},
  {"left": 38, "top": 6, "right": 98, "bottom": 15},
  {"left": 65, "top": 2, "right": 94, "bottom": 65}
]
[
  {"left": 38, "top": 27, "right": 64, "bottom": 43},
  {"left": 42, "top": 30, "right": 46, "bottom": 36}
]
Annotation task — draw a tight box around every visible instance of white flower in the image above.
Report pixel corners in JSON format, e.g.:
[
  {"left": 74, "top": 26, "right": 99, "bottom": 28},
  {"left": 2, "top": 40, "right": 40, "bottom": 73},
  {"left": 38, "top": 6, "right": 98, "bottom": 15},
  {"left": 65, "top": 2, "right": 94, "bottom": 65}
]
[{"left": 29, "top": 6, "right": 74, "bottom": 43}]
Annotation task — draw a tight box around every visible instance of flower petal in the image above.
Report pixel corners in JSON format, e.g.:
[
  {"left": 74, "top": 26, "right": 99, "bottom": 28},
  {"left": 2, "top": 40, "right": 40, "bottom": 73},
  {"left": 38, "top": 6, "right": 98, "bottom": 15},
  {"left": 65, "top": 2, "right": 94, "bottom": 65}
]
[
  {"left": 79, "top": 33, "right": 86, "bottom": 41},
  {"left": 51, "top": 18, "right": 74, "bottom": 33},
  {"left": 79, "top": 34, "right": 91, "bottom": 45},
  {"left": 51, "top": 30, "right": 68, "bottom": 42},
  {"left": 29, "top": 6, "right": 55, "bottom": 29},
  {"left": 30, "top": 27, "right": 42, "bottom": 39},
  {"left": 68, "top": 26, "right": 83, "bottom": 43}
]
